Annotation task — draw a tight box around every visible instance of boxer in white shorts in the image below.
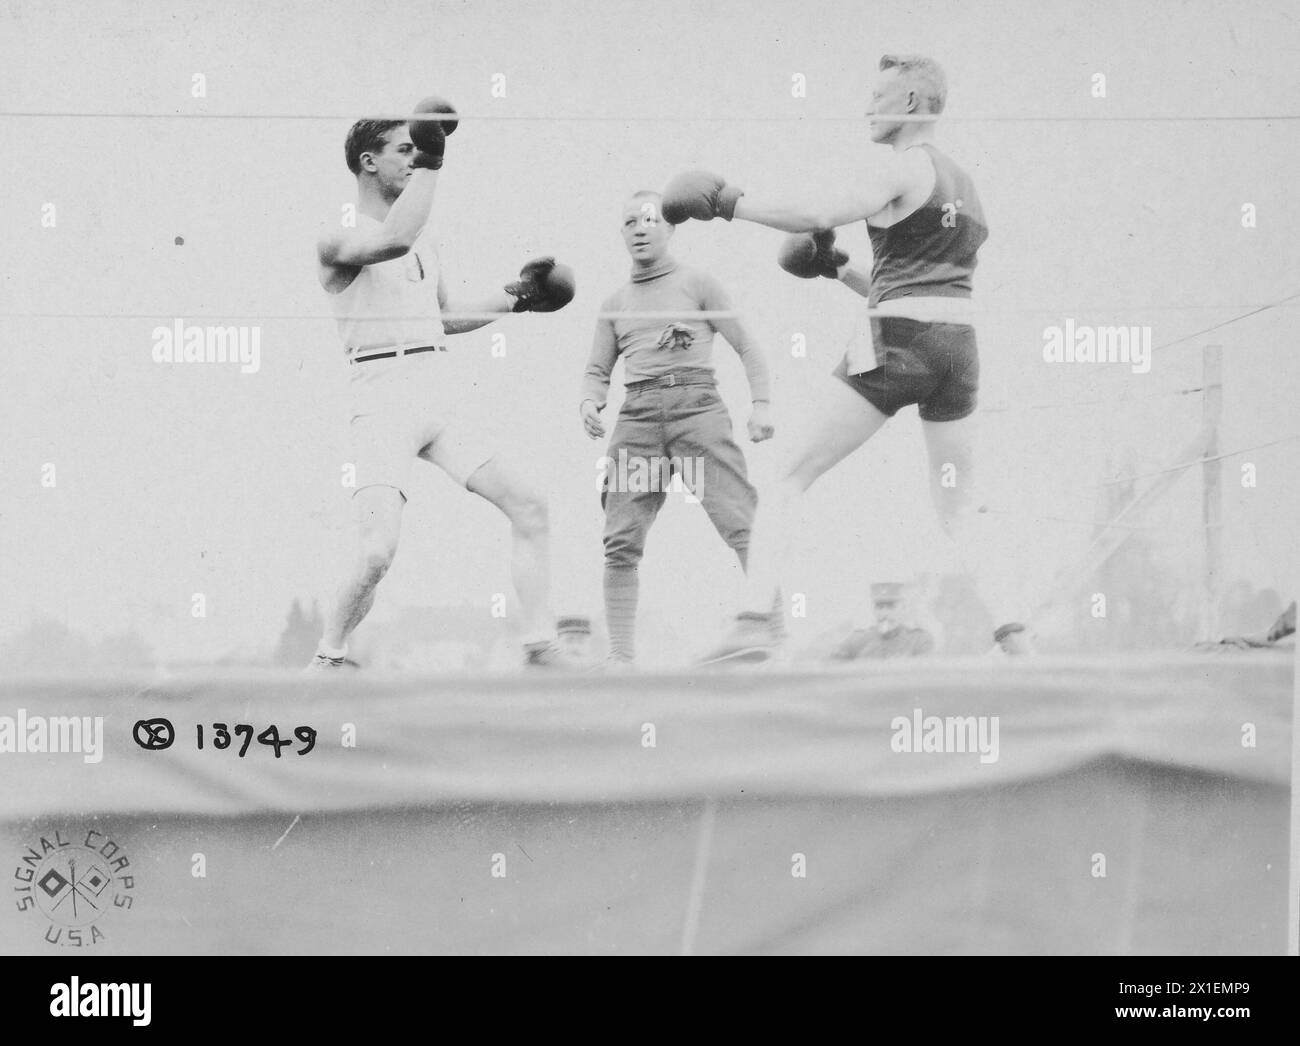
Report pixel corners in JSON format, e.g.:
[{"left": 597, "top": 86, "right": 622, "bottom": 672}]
[{"left": 307, "top": 105, "right": 576, "bottom": 670}]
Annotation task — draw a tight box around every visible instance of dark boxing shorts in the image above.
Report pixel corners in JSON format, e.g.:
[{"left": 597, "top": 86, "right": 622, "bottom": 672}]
[{"left": 833, "top": 316, "right": 979, "bottom": 422}]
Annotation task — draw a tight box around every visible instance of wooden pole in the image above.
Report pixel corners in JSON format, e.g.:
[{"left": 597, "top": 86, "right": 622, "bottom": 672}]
[
  {"left": 1201, "top": 344, "right": 1223, "bottom": 640},
  {"left": 1030, "top": 424, "right": 1211, "bottom": 621}
]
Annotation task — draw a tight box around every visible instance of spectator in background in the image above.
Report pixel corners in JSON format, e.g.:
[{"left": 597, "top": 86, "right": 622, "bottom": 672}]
[{"left": 831, "top": 582, "right": 935, "bottom": 661}]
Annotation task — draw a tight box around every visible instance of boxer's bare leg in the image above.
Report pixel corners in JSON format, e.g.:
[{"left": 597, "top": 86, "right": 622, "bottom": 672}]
[
  {"left": 739, "top": 379, "right": 889, "bottom": 614},
  {"left": 465, "top": 457, "right": 555, "bottom": 647},
  {"left": 318, "top": 484, "right": 405, "bottom": 654},
  {"left": 921, "top": 414, "right": 978, "bottom": 535},
  {"left": 922, "top": 415, "right": 1029, "bottom": 649}
]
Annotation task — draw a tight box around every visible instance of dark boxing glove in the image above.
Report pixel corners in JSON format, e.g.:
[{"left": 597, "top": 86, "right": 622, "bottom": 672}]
[
  {"left": 506, "top": 257, "right": 576, "bottom": 313},
  {"left": 409, "top": 95, "right": 459, "bottom": 170},
  {"left": 661, "top": 170, "right": 744, "bottom": 224},
  {"left": 777, "top": 229, "right": 849, "bottom": 279}
]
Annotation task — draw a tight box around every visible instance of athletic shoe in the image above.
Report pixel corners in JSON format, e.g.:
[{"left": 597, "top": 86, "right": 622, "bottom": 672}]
[
  {"left": 992, "top": 622, "right": 1035, "bottom": 656},
  {"left": 697, "top": 611, "right": 781, "bottom": 665},
  {"left": 523, "top": 641, "right": 584, "bottom": 670},
  {"left": 303, "top": 652, "right": 346, "bottom": 672}
]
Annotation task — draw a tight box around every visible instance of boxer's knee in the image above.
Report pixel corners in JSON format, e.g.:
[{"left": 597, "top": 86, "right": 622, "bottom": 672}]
[
  {"left": 937, "top": 499, "right": 983, "bottom": 542},
  {"left": 504, "top": 487, "right": 549, "bottom": 539}
]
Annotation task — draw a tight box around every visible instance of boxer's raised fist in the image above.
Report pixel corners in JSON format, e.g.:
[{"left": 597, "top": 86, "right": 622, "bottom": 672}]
[{"left": 409, "top": 95, "right": 458, "bottom": 169}]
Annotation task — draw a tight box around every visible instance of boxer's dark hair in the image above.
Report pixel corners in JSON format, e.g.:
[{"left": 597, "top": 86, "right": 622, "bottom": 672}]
[
  {"left": 879, "top": 54, "right": 947, "bottom": 114},
  {"left": 345, "top": 119, "right": 407, "bottom": 175}
]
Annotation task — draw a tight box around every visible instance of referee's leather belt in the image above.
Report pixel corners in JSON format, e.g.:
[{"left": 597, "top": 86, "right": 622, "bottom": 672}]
[
  {"left": 624, "top": 369, "right": 716, "bottom": 392},
  {"left": 350, "top": 344, "right": 446, "bottom": 365}
]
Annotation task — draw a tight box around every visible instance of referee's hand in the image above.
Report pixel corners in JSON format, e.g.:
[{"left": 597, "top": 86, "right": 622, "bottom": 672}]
[
  {"left": 747, "top": 402, "right": 775, "bottom": 443},
  {"left": 580, "top": 400, "right": 606, "bottom": 440}
]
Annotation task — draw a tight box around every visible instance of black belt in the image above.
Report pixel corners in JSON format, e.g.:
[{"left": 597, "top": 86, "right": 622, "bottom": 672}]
[
  {"left": 350, "top": 345, "right": 445, "bottom": 365},
  {"left": 624, "top": 370, "right": 716, "bottom": 392}
]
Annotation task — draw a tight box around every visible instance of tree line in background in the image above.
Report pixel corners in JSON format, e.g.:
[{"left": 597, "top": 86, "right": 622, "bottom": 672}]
[{"left": 0, "top": 566, "right": 1286, "bottom": 671}]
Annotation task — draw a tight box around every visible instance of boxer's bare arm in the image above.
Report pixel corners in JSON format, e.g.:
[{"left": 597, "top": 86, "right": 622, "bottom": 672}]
[
  {"left": 837, "top": 264, "right": 873, "bottom": 298},
  {"left": 317, "top": 168, "right": 439, "bottom": 272},
  {"left": 732, "top": 152, "right": 919, "bottom": 233},
  {"left": 437, "top": 272, "right": 514, "bottom": 334}
]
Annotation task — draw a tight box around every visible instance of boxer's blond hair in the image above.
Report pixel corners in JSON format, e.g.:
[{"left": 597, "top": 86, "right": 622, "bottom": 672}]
[{"left": 879, "top": 54, "right": 947, "bottom": 115}]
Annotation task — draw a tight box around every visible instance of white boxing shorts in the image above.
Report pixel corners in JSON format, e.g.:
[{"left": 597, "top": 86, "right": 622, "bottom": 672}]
[{"left": 347, "top": 348, "right": 495, "bottom": 497}]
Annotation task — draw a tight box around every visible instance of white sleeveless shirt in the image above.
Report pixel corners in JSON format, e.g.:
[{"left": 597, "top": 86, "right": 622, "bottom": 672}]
[{"left": 328, "top": 215, "right": 446, "bottom": 356}]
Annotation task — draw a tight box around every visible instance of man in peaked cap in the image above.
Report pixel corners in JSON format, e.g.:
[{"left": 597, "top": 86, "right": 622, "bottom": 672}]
[{"left": 831, "top": 582, "right": 935, "bottom": 660}]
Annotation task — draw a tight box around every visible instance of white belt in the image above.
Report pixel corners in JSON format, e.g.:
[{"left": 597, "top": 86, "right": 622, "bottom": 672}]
[{"left": 846, "top": 296, "right": 976, "bottom": 374}]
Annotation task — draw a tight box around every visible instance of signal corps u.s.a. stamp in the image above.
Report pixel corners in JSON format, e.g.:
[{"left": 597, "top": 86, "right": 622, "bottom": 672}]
[{"left": 13, "top": 827, "right": 137, "bottom": 947}]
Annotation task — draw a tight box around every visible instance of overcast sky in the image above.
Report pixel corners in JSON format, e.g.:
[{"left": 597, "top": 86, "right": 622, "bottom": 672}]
[{"left": 2, "top": 0, "right": 1298, "bottom": 662}]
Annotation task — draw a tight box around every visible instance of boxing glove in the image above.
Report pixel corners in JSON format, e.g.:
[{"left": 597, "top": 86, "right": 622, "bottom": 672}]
[
  {"left": 778, "top": 230, "right": 849, "bottom": 279},
  {"left": 661, "top": 170, "right": 744, "bottom": 224},
  {"left": 506, "top": 257, "right": 576, "bottom": 313},
  {"left": 409, "top": 95, "right": 458, "bottom": 170}
]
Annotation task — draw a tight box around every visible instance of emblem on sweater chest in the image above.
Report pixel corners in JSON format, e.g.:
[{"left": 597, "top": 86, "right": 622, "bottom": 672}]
[{"left": 656, "top": 322, "right": 694, "bottom": 352}]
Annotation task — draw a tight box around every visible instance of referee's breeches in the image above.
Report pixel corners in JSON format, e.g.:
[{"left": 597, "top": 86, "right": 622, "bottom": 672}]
[{"left": 600, "top": 376, "right": 756, "bottom": 568}]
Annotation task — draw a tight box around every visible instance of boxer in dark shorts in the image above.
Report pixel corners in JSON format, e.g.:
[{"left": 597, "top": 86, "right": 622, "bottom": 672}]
[
  {"left": 660, "top": 53, "right": 1032, "bottom": 660},
  {"left": 832, "top": 316, "right": 979, "bottom": 422}
]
